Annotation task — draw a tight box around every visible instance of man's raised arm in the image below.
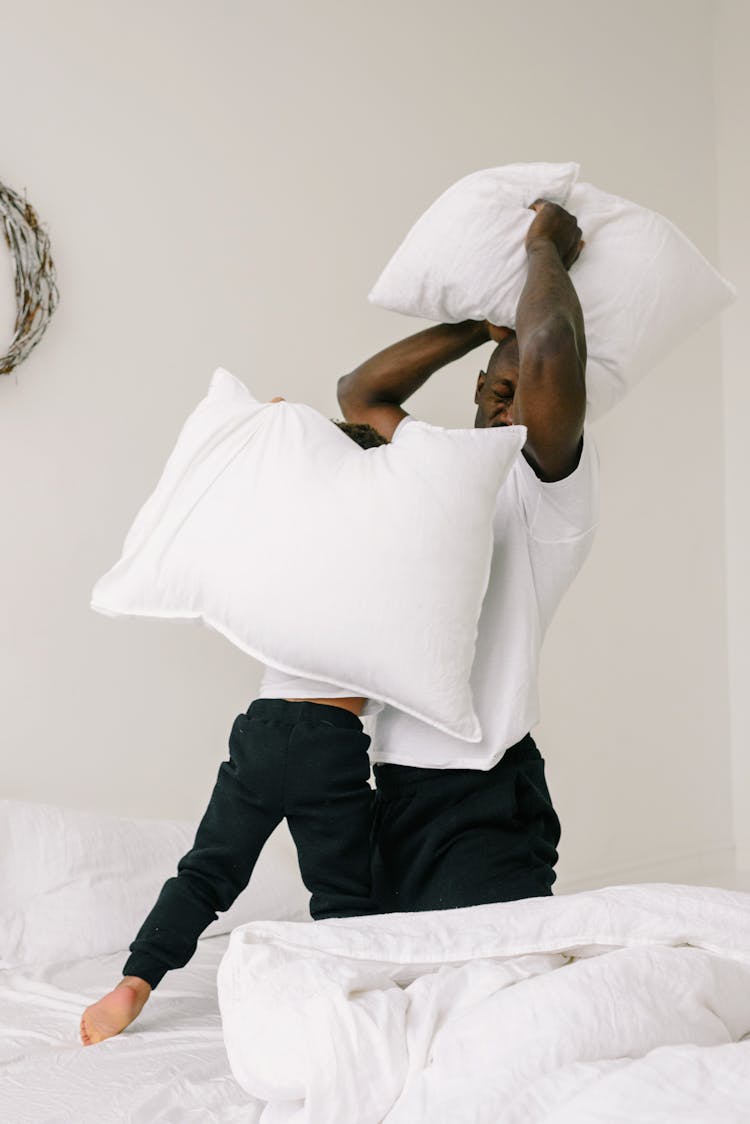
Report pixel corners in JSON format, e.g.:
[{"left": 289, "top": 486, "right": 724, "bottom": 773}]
[
  {"left": 513, "top": 200, "right": 587, "bottom": 482},
  {"left": 337, "top": 320, "right": 490, "bottom": 441}
]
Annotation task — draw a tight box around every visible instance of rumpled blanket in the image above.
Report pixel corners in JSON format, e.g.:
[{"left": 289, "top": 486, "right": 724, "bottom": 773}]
[{"left": 217, "top": 882, "right": 750, "bottom": 1123}]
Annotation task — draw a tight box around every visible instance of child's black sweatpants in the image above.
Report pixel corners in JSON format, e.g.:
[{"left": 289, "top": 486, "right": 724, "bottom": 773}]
[{"left": 123, "top": 698, "right": 377, "bottom": 990}]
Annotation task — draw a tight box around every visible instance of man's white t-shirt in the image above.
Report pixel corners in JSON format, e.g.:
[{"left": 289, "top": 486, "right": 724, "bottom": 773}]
[{"left": 258, "top": 413, "right": 599, "bottom": 767}]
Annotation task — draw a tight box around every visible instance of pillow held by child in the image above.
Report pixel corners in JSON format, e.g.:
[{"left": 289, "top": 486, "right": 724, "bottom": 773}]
[{"left": 90, "top": 367, "right": 527, "bottom": 743}]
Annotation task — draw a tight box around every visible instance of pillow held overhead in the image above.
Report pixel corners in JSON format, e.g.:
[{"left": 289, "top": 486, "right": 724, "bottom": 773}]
[
  {"left": 369, "top": 162, "right": 580, "bottom": 324},
  {"left": 90, "top": 367, "right": 527, "bottom": 742},
  {"left": 368, "top": 163, "right": 737, "bottom": 421}
]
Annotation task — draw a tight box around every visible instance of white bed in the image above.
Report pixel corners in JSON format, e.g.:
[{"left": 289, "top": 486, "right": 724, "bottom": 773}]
[
  {"left": 0, "top": 798, "right": 302, "bottom": 1122},
  {"left": 4, "top": 887, "right": 750, "bottom": 1124},
  {"left": 3, "top": 799, "right": 750, "bottom": 1123},
  {"left": 218, "top": 882, "right": 750, "bottom": 1124},
  {"left": 0, "top": 932, "right": 261, "bottom": 1123}
]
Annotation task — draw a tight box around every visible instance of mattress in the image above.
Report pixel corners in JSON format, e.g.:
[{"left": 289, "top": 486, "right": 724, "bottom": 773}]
[{"left": 0, "top": 932, "right": 259, "bottom": 1123}]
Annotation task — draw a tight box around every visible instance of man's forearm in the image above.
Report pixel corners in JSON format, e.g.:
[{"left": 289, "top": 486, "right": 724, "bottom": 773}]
[
  {"left": 515, "top": 241, "right": 586, "bottom": 366},
  {"left": 511, "top": 211, "right": 587, "bottom": 481},
  {"left": 338, "top": 319, "right": 490, "bottom": 406}
]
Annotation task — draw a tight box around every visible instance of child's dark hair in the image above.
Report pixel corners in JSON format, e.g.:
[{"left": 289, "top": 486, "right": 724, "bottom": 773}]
[{"left": 330, "top": 419, "right": 390, "bottom": 449}]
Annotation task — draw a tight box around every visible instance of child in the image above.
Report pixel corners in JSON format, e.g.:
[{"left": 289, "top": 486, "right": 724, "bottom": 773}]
[{"left": 80, "top": 403, "right": 389, "bottom": 1046}]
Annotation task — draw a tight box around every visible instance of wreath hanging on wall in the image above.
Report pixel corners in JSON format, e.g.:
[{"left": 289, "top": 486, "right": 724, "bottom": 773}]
[{"left": 0, "top": 178, "right": 60, "bottom": 376}]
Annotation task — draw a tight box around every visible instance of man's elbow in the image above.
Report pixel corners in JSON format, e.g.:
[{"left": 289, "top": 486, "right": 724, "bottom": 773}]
[
  {"left": 336, "top": 372, "right": 377, "bottom": 423},
  {"left": 521, "top": 327, "right": 586, "bottom": 413},
  {"left": 337, "top": 373, "right": 359, "bottom": 418},
  {"left": 523, "top": 316, "right": 586, "bottom": 373},
  {"left": 337, "top": 371, "right": 388, "bottom": 414}
]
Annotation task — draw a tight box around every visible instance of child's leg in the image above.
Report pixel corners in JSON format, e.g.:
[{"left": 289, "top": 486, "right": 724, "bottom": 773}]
[
  {"left": 261, "top": 698, "right": 379, "bottom": 919},
  {"left": 122, "top": 709, "right": 285, "bottom": 989},
  {"left": 81, "top": 707, "right": 286, "bottom": 1045},
  {"left": 80, "top": 976, "right": 151, "bottom": 1046}
]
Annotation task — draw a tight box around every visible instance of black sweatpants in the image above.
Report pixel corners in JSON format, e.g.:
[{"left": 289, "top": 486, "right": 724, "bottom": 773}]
[
  {"left": 370, "top": 733, "right": 561, "bottom": 913},
  {"left": 123, "top": 698, "right": 377, "bottom": 989}
]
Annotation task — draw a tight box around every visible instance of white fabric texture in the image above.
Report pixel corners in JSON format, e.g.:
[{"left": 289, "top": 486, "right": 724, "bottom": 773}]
[
  {"left": 368, "top": 164, "right": 737, "bottom": 421},
  {"left": 368, "top": 161, "right": 580, "bottom": 324},
  {"left": 217, "top": 883, "right": 750, "bottom": 1124},
  {"left": 0, "top": 932, "right": 262, "bottom": 1123},
  {"left": 256, "top": 665, "right": 384, "bottom": 719},
  {"left": 368, "top": 414, "right": 599, "bottom": 770},
  {"left": 0, "top": 798, "right": 310, "bottom": 970},
  {"left": 90, "top": 367, "right": 527, "bottom": 743}
]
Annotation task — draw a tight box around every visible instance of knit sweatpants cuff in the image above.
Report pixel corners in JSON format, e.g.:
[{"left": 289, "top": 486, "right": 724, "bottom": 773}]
[{"left": 121, "top": 953, "right": 170, "bottom": 991}]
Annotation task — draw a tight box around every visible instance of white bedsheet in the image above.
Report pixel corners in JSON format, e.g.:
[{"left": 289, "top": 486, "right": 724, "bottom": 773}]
[
  {"left": 217, "top": 883, "right": 750, "bottom": 1124},
  {"left": 0, "top": 932, "right": 261, "bottom": 1123}
]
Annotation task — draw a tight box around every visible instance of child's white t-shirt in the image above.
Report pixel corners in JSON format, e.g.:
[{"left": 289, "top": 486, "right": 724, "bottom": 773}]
[
  {"left": 256, "top": 665, "right": 385, "bottom": 719},
  {"left": 258, "top": 413, "right": 599, "bottom": 765}
]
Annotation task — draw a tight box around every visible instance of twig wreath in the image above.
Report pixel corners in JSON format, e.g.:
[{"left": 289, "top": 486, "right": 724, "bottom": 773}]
[{"left": 0, "top": 178, "right": 59, "bottom": 376}]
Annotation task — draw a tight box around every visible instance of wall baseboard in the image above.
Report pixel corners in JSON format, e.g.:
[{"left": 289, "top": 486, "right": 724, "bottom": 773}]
[{"left": 554, "top": 846, "right": 749, "bottom": 894}]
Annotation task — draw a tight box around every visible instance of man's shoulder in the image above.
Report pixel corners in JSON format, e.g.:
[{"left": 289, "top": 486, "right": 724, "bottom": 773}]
[
  {"left": 514, "top": 427, "right": 598, "bottom": 487},
  {"left": 511, "top": 427, "right": 599, "bottom": 542}
]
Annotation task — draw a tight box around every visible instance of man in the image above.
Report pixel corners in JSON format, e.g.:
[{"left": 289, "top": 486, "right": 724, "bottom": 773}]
[{"left": 336, "top": 199, "right": 599, "bottom": 911}]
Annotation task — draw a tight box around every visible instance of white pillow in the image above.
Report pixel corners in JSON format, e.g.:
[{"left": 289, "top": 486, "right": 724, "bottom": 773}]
[
  {"left": 90, "top": 367, "right": 526, "bottom": 743},
  {"left": 368, "top": 165, "right": 737, "bottom": 421},
  {"left": 369, "top": 161, "right": 579, "bottom": 326},
  {"left": 0, "top": 799, "right": 310, "bottom": 969}
]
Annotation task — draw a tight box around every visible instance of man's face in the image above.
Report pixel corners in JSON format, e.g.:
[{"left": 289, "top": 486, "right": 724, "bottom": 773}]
[{"left": 473, "top": 336, "right": 519, "bottom": 428}]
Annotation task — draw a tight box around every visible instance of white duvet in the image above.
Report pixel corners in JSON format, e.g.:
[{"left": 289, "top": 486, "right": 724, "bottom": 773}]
[{"left": 217, "top": 883, "right": 750, "bottom": 1124}]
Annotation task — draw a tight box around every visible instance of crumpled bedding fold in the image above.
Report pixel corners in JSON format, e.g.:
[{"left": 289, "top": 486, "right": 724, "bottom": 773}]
[{"left": 217, "top": 882, "right": 750, "bottom": 1124}]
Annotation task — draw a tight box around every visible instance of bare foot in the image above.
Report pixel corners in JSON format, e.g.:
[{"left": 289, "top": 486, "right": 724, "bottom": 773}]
[{"left": 80, "top": 977, "right": 152, "bottom": 1046}]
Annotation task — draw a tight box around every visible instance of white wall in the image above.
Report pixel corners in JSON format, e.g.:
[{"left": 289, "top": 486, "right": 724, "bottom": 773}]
[
  {"left": 715, "top": 0, "right": 750, "bottom": 870},
  {"left": 0, "top": 0, "right": 737, "bottom": 888}
]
